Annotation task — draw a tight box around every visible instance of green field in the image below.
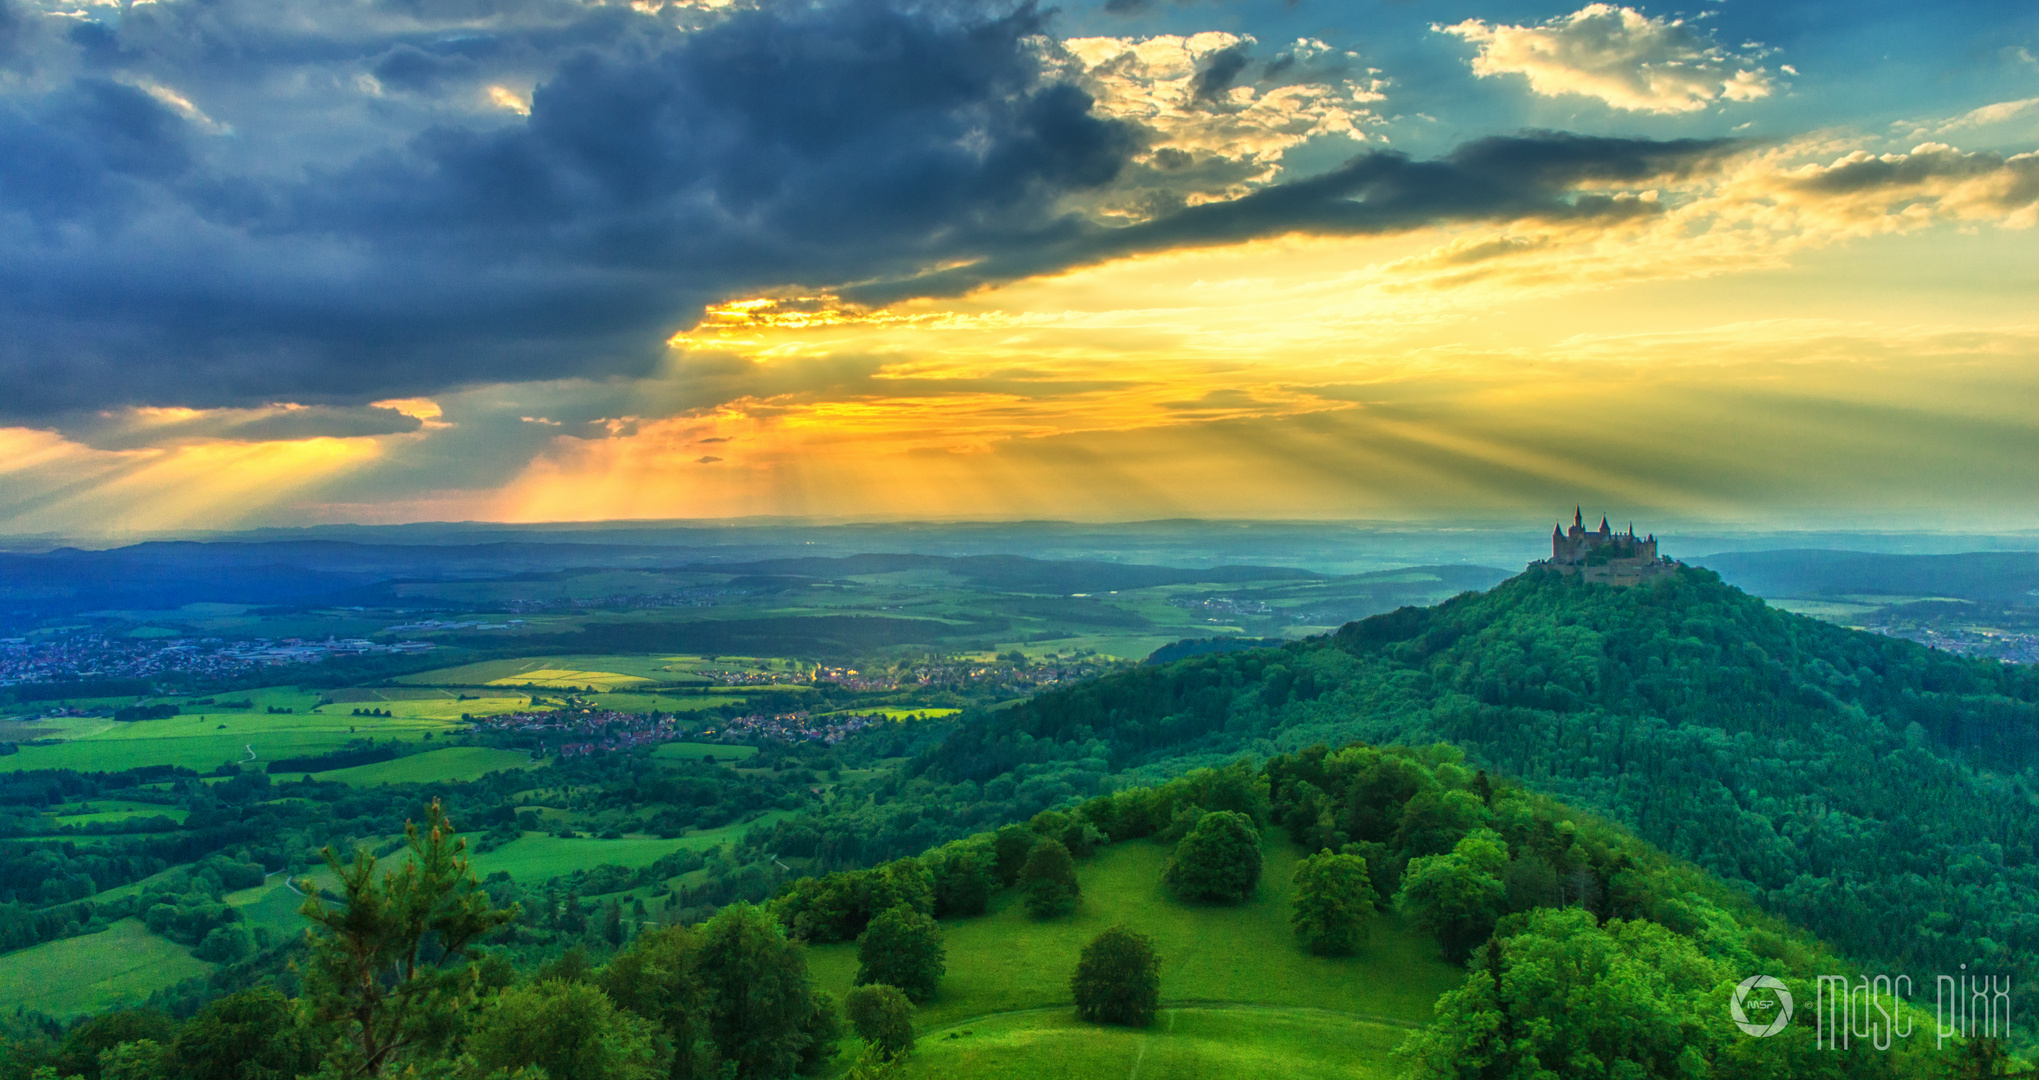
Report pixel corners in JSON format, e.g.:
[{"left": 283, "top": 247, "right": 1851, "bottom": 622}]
[
  {"left": 587, "top": 692, "right": 750, "bottom": 714},
  {"left": 806, "top": 837, "right": 1459, "bottom": 1074},
  {"left": 0, "top": 919, "right": 213, "bottom": 1018},
  {"left": 226, "top": 876, "right": 312, "bottom": 937},
  {"left": 398, "top": 655, "right": 715, "bottom": 687},
  {"left": 0, "top": 686, "right": 486, "bottom": 773},
  {"left": 45, "top": 799, "right": 188, "bottom": 825},
  {"left": 895, "top": 1006, "right": 1404, "bottom": 1080},
  {"left": 283, "top": 746, "right": 537, "bottom": 786},
  {"left": 649, "top": 742, "right": 759, "bottom": 763},
  {"left": 469, "top": 813, "right": 789, "bottom": 882}
]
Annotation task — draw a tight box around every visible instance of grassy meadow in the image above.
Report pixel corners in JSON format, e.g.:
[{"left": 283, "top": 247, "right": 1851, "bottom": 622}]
[
  {"left": 0, "top": 919, "right": 214, "bottom": 1019},
  {"left": 279, "top": 746, "right": 536, "bottom": 786},
  {"left": 894, "top": 1007, "right": 1406, "bottom": 1080},
  {"left": 805, "top": 836, "right": 1460, "bottom": 1076}
]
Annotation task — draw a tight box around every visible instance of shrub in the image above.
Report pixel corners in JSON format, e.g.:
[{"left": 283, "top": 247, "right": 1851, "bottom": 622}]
[
  {"left": 1163, "top": 810, "right": 1261, "bottom": 904},
  {"left": 1071, "top": 925, "right": 1160, "bottom": 1027}
]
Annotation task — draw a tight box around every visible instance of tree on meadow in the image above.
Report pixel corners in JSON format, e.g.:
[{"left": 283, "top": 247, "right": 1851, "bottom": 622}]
[
  {"left": 1071, "top": 925, "right": 1160, "bottom": 1028},
  {"left": 855, "top": 906, "right": 945, "bottom": 1004},
  {"left": 842, "top": 984, "right": 915, "bottom": 1062},
  {"left": 1164, "top": 810, "right": 1261, "bottom": 904},
  {"left": 1017, "top": 839, "right": 1079, "bottom": 918},
  {"left": 1290, "top": 850, "right": 1376, "bottom": 956}
]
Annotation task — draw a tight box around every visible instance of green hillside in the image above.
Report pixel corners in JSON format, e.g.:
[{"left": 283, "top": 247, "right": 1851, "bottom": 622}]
[
  {"left": 759, "top": 567, "right": 2039, "bottom": 1021},
  {"left": 809, "top": 836, "right": 1455, "bottom": 1015},
  {"left": 805, "top": 836, "right": 1454, "bottom": 1077}
]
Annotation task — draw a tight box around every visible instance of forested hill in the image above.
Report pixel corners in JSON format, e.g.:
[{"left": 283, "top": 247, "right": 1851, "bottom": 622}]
[{"left": 905, "top": 567, "right": 2039, "bottom": 1009}]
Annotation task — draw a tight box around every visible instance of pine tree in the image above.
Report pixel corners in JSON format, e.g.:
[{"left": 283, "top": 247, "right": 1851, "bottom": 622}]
[{"left": 298, "top": 800, "right": 517, "bottom": 1079}]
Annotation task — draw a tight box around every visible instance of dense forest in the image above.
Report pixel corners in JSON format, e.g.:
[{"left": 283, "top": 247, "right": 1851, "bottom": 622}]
[{"left": 752, "top": 568, "right": 2039, "bottom": 1020}]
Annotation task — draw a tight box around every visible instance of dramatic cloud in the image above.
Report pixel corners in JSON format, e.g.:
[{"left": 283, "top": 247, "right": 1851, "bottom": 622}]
[
  {"left": 0, "top": 0, "right": 1137, "bottom": 418},
  {"left": 1046, "top": 32, "right": 1386, "bottom": 207},
  {"left": 850, "top": 130, "right": 1747, "bottom": 300},
  {"left": 1439, "top": 4, "right": 1778, "bottom": 114}
]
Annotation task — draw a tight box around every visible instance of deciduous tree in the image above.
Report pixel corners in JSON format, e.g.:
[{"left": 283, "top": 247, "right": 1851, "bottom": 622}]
[
  {"left": 842, "top": 985, "right": 914, "bottom": 1061},
  {"left": 855, "top": 906, "right": 945, "bottom": 1004},
  {"left": 1017, "top": 839, "right": 1079, "bottom": 918},
  {"left": 1163, "top": 810, "right": 1261, "bottom": 904},
  {"left": 1290, "top": 850, "right": 1376, "bottom": 956},
  {"left": 1071, "top": 925, "right": 1160, "bottom": 1028}
]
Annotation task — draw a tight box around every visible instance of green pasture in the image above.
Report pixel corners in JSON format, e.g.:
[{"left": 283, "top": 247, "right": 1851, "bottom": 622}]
[
  {"left": 821, "top": 707, "right": 959, "bottom": 721},
  {"left": 587, "top": 692, "right": 747, "bottom": 714},
  {"left": 0, "top": 919, "right": 213, "bottom": 1018},
  {"left": 649, "top": 742, "right": 759, "bottom": 763},
  {"left": 399, "top": 655, "right": 712, "bottom": 688},
  {"left": 892, "top": 1006, "right": 1405, "bottom": 1080},
  {"left": 281, "top": 746, "right": 537, "bottom": 786},
  {"left": 0, "top": 695, "right": 473, "bottom": 773},
  {"left": 226, "top": 876, "right": 313, "bottom": 937},
  {"left": 807, "top": 838, "right": 1460, "bottom": 1032},
  {"left": 469, "top": 811, "right": 792, "bottom": 882},
  {"left": 46, "top": 799, "right": 189, "bottom": 825}
]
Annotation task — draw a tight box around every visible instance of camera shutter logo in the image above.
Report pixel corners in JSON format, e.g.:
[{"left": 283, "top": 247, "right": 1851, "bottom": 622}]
[{"left": 1732, "top": 976, "right": 1794, "bottom": 1037}]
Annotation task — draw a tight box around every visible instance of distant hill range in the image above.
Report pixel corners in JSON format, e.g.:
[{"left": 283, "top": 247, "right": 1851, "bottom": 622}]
[
  {"left": 0, "top": 542, "right": 1323, "bottom": 621},
  {"left": 1694, "top": 549, "right": 2039, "bottom": 606}
]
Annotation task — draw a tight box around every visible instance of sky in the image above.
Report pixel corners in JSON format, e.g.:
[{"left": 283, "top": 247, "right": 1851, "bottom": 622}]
[{"left": 0, "top": 0, "right": 2035, "bottom": 535}]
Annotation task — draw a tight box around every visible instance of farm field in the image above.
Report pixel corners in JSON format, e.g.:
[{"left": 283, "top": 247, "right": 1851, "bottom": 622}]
[
  {"left": 284, "top": 746, "right": 536, "bottom": 786},
  {"left": 649, "top": 741, "right": 759, "bottom": 763},
  {"left": 397, "top": 655, "right": 715, "bottom": 687},
  {"left": 0, "top": 919, "right": 214, "bottom": 1019},
  {"left": 585, "top": 691, "right": 752, "bottom": 714},
  {"left": 805, "top": 837, "right": 1460, "bottom": 1035},
  {"left": 468, "top": 812, "right": 791, "bottom": 882},
  {"left": 0, "top": 696, "right": 471, "bottom": 773}
]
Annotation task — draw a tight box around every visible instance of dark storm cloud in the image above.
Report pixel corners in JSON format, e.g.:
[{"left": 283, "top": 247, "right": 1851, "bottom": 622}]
[
  {"left": 848, "top": 131, "right": 1748, "bottom": 302},
  {"left": 0, "top": 0, "right": 1750, "bottom": 423},
  {"left": 74, "top": 404, "right": 424, "bottom": 450},
  {"left": 0, "top": 0, "right": 1134, "bottom": 419}
]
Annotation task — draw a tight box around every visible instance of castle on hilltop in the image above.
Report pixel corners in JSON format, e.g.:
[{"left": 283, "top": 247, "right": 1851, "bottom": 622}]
[{"left": 1532, "top": 509, "right": 1676, "bottom": 586}]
